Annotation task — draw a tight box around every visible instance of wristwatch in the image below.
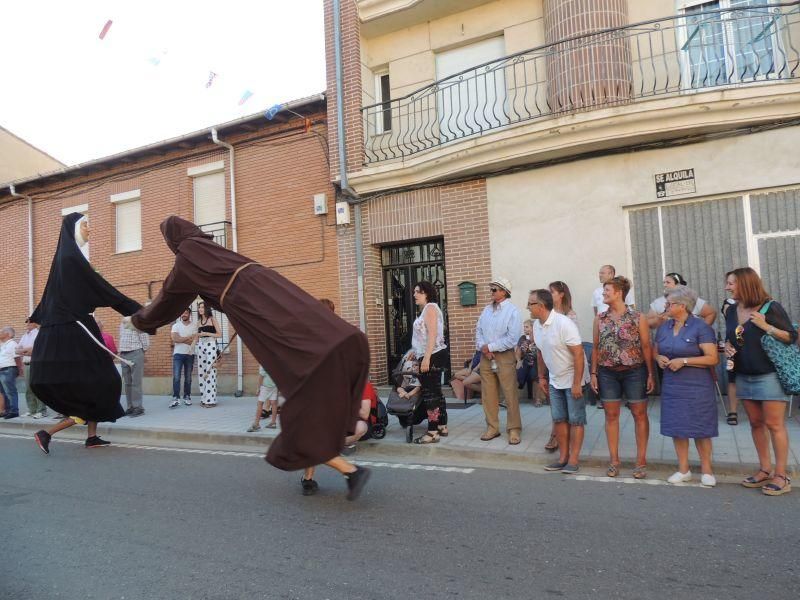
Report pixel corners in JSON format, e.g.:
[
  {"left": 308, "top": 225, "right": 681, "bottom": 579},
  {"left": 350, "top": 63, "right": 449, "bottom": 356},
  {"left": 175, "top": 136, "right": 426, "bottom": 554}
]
[{"left": 683, "top": 358, "right": 688, "bottom": 366}]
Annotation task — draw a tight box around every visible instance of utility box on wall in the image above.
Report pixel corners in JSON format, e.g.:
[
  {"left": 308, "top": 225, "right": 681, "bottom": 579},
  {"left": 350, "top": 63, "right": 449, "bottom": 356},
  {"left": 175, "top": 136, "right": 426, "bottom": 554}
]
[
  {"left": 313, "top": 193, "right": 328, "bottom": 215},
  {"left": 458, "top": 281, "right": 477, "bottom": 306},
  {"left": 335, "top": 201, "right": 351, "bottom": 225}
]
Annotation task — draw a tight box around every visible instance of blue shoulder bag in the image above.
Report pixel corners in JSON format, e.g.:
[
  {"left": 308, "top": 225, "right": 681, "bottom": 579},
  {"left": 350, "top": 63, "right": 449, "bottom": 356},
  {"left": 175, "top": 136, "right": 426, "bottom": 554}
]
[{"left": 759, "top": 301, "right": 800, "bottom": 395}]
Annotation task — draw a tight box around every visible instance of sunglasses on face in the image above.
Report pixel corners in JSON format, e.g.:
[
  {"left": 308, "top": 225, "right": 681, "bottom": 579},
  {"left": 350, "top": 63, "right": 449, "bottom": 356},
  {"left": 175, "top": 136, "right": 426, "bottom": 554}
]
[
  {"left": 490, "top": 287, "right": 499, "bottom": 293},
  {"left": 527, "top": 301, "right": 541, "bottom": 306}
]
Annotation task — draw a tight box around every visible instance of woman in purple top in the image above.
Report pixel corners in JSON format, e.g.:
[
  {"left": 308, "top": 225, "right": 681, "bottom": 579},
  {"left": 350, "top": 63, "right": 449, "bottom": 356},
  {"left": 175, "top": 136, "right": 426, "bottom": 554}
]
[{"left": 655, "top": 286, "right": 719, "bottom": 487}]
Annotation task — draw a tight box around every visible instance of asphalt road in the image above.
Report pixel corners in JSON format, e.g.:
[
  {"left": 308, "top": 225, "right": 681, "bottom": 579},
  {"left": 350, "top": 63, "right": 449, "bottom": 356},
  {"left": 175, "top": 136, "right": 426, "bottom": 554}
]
[{"left": 2, "top": 433, "right": 799, "bottom": 600}]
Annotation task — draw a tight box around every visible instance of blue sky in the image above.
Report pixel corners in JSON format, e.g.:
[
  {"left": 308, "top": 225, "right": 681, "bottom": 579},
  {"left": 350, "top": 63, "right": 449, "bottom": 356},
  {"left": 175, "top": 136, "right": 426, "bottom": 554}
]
[{"left": 1, "top": 0, "right": 326, "bottom": 165}]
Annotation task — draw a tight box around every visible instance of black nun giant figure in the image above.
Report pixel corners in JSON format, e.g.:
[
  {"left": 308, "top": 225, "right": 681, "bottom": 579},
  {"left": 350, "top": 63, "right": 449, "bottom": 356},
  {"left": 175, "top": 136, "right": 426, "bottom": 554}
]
[{"left": 31, "top": 213, "right": 142, "bottom": 454}]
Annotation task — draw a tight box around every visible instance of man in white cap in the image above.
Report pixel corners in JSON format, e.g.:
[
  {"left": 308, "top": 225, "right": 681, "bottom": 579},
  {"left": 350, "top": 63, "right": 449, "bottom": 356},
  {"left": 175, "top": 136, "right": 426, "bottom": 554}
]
[{"left": 475, "top": 277, "right": 523, "bottom": 444}]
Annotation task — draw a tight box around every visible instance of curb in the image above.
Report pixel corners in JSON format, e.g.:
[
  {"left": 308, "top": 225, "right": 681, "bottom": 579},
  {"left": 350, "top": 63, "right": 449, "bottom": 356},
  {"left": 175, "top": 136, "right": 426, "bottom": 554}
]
[{"left": 3, "top": 419, "right": 787, "bottom": 478}]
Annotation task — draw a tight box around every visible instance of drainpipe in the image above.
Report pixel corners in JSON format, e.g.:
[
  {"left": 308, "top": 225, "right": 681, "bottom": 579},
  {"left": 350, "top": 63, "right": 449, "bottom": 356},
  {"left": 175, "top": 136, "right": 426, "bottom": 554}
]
[
  {"left": 9, "top": 185, "right": 34, "bottom": 316},
  {"left": 210, "top": 128, "right": 243, "bottom": 396},
  {"left": 333, "top": 0, "right": 367, "bottom": 333}
]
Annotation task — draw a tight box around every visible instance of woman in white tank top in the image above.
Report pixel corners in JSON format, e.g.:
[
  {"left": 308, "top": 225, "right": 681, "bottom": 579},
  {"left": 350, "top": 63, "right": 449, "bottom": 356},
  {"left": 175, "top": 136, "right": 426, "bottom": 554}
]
[{"left": 411, "top": 280, "right": 448, "bottom": 443}]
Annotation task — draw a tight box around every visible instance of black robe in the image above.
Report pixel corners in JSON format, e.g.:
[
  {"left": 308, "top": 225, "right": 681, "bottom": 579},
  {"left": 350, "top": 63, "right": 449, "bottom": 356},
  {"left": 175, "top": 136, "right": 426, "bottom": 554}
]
[
  {"left": 132, "top": 216, "right": 369, "bottom": 470},
  {"left": 29, "top": 213, "right": 141, "bottom": 422}
]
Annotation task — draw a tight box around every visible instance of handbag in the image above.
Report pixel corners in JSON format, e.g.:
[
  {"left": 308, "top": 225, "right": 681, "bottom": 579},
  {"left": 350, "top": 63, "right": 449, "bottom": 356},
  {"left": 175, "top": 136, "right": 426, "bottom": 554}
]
[{"left": 758, "top": 302, "right": 800, "bottom": 395}]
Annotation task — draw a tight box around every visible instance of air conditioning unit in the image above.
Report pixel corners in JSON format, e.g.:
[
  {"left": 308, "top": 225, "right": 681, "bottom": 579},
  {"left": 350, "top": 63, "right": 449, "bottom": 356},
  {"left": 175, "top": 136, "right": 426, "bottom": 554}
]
[
  {"left": 313, "top": 193, "right": 328, "bottom": 215},
  {"left": 335, "top": 201, "right": 351, "bottom": 225}
]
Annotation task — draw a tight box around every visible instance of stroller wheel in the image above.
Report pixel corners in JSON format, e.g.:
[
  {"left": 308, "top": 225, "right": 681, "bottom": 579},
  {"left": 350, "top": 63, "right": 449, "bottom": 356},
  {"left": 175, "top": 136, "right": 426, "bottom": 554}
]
[{"left": 372, "top": 425, "right": 386, "bottom": 440}]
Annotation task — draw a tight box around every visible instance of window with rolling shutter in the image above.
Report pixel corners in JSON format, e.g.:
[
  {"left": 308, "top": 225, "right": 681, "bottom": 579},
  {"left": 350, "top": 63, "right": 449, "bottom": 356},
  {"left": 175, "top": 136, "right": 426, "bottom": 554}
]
[
  {"left": 193, "top": 171, "right": 226, "bottom": 231},
  {"left": 115, "top": 199, "right": 142, "bottom": 253}
]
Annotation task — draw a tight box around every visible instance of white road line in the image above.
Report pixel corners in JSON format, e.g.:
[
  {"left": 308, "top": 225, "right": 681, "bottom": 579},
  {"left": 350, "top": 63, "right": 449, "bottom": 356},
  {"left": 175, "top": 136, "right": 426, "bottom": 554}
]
[
  {"left": 571, "top": 474, "right": 710, "bottom": 488},
  {"left": 0, "top": 433, "right": 474, "bottom": 474}
]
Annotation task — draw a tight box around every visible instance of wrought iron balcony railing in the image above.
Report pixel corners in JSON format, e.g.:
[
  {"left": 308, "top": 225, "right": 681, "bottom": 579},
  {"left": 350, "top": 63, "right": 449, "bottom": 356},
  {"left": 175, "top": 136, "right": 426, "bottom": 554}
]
[
  {"left": 199, "top": 220, "right": 232, "bottom": 248},
  {"left": 361, "top": 2, "right": 800, "bottom": 164}
]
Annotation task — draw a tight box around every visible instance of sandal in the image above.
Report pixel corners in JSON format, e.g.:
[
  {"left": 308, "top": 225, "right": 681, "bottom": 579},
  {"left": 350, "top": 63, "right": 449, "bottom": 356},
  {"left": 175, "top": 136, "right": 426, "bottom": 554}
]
[
  {"left": 633, "top": 465, "right": 647, "bottom": 480},
  {"left": 741, "top": 468, "right": 772, "bottom": 488},
  {"left": 544, "top": 434, "right": 558, "bottom": 452},
  {"left": 265, "top": 422, "right": 277, "bottom": 429},
  {"left": 438, "top": 426, "right": 449, "bottom": 437},
  {"left": 726, "top": 412, "right": 738, "bottom": 426},
  {"left": 414, "top": 432, "right": 439, "bottom": 445},
  {"left": 606, "top": 463, "right": 620, "bottom": 478},
  {"left": 762, "top": 474, "right": 792, "bottom": 496}
]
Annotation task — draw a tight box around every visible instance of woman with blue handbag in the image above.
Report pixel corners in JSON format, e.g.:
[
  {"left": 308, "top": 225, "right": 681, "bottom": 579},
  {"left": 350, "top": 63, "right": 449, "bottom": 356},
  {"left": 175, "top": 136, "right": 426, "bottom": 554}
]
[{"left": 724, "top": 267, "right": 796, "bottom": 496}]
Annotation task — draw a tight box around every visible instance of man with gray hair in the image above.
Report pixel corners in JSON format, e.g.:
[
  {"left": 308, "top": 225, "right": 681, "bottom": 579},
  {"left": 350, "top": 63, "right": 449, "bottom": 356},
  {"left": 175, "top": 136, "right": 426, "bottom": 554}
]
[
  {"left": 119, "top": 318, "right": 150, "bottom": 417},
  {"left": 475, "top": 277, "right": 523, "bottom": 444},
  {"left": 17, "top": 319, "right": 46, "bottom": 418},
  {"left": 0, "top": 326, "right": 22, "bottom": 419}
]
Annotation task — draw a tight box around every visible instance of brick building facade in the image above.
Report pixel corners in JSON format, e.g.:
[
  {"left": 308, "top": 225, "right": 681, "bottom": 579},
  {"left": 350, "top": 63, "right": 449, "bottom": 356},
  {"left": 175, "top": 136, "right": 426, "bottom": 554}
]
[{"left": 0, "top": 96, "right": 341, "bottom": 394}]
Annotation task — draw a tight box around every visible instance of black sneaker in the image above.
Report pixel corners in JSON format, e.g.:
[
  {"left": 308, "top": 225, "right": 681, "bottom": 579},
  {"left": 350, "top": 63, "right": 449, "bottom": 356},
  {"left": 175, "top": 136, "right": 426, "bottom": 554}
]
[
  {"left": 340, "top": 444, "right": 357, "bottom": 457},
  {"left": 129, "top": 407, "right": 145, "bottom": 417},
  {"left": 301, "top": 478, "right": 319, "bottom": 496},
  {"left": 3, "top": 412, "right": 19, "bottom": 420},
  {"left": 345, "top": 466, "right": 371, "bottom": 501},
  {"left": 85, "top": 436, "right": 111, "bottom": 448},
  {"left": 124, "top": 407, "right": 135, "bottom": 416},
  {"left": 34, "top": 430, "right": 51, "bottom": 455}
]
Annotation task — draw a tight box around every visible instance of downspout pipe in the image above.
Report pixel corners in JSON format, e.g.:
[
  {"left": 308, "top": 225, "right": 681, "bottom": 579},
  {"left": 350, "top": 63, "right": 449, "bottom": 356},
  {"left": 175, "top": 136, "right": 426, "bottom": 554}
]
[
  {"left": 333, "top": 0, "right": 367, "bottom": 333},
  {"left": 210, "top": 128, "right": 243, "bottom": 396},
  {"left": 9, "top": 185, "right": 34, "bottom": 316}
]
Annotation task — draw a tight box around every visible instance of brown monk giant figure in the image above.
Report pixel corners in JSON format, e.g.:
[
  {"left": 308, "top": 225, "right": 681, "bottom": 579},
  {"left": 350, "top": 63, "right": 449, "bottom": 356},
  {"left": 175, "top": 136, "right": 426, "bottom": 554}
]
[{"left": 128, "top": 216, "right": 371, "bottom": 500}]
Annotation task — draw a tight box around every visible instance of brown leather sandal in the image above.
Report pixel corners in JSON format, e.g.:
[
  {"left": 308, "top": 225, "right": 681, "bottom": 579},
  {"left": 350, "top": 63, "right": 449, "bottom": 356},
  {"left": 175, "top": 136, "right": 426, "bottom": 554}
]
[{"left": 544, "top": 433, "right": 558, "bottom": 452}]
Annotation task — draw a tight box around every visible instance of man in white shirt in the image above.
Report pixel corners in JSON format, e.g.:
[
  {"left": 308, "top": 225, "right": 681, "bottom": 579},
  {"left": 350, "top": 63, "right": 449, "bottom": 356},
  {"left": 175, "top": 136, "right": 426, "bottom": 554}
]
[
  {"left": 17, "top": 319, "right": 46, "bottom": 418},
  {"left": 0, "top": 326, "right": 22, "bottom": 419},
  {"left": 531, "top": 289, "right": 589, "bottom": 474},
  {"left": 170, "top": 308, "right": 197, "bottom": 408},
  {"left": 475, "top": 277, "right": 523, "bottom": 444},
  {"left": 592, "top": 264, "right": 635, "bottom": 314}
]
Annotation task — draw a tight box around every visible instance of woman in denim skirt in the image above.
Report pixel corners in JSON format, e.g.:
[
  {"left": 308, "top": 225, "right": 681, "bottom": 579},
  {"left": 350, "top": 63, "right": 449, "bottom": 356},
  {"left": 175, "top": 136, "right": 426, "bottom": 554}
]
[
  {"left": 725, "top": 267, "right": 796, "bottom": 496},
  {"left": 590, "top": 276, "right": 655, "bottom": 479}
]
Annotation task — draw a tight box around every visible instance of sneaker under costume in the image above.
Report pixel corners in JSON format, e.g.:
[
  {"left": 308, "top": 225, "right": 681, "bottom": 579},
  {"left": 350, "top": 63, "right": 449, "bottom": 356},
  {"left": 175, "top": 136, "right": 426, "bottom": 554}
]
[
  {"left": 131, "top": 217, "right": 369, "bottom": 471},
  {"left": 29, "top": 213, "right": 142, "bottom": 423}
]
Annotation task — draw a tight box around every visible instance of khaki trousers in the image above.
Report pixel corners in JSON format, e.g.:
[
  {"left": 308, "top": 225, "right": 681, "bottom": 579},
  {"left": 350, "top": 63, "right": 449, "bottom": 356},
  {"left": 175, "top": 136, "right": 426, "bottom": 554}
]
[{"left": 480, "top": 350, "right": 521, "bottom": 433}]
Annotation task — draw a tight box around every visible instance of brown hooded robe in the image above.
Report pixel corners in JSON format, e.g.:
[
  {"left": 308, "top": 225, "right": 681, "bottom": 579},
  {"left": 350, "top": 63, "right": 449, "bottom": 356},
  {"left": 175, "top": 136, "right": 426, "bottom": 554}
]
[{"left": 132, "top": 216, "right": 369, "bottom": 470}]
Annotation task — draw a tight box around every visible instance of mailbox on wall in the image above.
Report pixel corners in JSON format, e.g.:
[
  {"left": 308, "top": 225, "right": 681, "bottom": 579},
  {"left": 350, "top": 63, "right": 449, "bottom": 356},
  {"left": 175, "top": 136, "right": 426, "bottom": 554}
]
[{"left": 458, "top": 281, "right": 477, "bottom": 306}]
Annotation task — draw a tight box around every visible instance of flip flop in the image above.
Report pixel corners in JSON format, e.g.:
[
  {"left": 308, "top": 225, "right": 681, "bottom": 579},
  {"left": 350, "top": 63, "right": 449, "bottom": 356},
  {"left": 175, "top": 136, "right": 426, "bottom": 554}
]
[{"left": 480, "top": 431, "right": 501, "bottom": 441}]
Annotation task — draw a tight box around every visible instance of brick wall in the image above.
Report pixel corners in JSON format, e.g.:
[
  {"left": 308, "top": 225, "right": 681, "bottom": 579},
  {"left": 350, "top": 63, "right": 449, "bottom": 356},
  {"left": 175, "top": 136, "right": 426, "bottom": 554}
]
[
  {"left": 336, "top": 179, "right": 492, "bottom": 384},
  {"left": 324, "top": 0, "right": 364, "bottom": 179},
  {"left": 0, "top": 113, "right": 337, "bottom": 394}
]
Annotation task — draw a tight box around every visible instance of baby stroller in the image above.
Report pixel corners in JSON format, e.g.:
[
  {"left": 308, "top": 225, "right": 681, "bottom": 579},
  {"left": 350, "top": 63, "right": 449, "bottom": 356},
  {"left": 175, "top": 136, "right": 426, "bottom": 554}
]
[
  {"left": 386, "top": 355, "right": 430, "bottom": 443},
  {"left": 363, "top": 381, "right": 389, "bottom": 440}
]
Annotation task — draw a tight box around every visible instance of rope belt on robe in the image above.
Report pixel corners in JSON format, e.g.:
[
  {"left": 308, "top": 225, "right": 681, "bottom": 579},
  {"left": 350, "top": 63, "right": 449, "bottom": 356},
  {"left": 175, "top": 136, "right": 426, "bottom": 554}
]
[
  {"left": 197, "top": 262, "right": 254, "bottom": 383},
  {"left": 75, "top": 320, "right": 135, "bottom": 367}
]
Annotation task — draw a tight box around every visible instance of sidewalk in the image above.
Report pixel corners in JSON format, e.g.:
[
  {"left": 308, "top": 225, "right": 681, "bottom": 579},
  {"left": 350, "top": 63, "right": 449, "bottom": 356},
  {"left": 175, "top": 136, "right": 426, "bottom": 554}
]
[{"left": 3, "top": 390, "right": 799, "bottom": 476}]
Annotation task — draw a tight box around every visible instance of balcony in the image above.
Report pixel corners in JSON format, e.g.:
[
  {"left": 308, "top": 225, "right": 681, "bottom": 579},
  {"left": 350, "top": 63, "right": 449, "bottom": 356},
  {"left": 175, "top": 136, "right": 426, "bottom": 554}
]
[
  {"left": 361, "top": 2, "right": 800, "bottom": 166},
  {"left": 199, "top": 221, "right": 232, "bottom": 248}
]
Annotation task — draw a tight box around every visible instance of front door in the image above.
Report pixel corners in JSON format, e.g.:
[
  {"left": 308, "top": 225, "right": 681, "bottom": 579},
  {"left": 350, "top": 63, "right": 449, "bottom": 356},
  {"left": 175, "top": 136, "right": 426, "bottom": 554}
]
[{"left": 382, "top": 239, "right": 449, "bottom": 380}]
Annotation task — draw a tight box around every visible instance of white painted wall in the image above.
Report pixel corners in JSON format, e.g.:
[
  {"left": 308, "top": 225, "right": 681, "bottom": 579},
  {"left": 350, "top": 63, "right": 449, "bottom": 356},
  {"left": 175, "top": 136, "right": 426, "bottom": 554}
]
[{"left": 486, "top": 125, "right": 800, "bottom": 340}]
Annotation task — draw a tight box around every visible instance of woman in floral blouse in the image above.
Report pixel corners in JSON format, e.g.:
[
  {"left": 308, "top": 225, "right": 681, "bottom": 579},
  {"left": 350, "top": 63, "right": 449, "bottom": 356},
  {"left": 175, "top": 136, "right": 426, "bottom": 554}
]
[
  {"left": 515, "top": 320, "right": 540, "bottom": 405},
  {"left": 590, "top": 276, "right": 655, "bottom": 479}
]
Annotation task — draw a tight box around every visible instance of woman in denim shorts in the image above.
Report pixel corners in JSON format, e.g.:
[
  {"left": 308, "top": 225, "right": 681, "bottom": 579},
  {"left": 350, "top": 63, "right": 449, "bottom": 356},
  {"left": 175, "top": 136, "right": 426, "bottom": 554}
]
[
  {"left": 590, "top": 276, "right": 655, "bottom": 479},
  {"left": 725, "top": 267, "right": 796, "bottom": 496}
]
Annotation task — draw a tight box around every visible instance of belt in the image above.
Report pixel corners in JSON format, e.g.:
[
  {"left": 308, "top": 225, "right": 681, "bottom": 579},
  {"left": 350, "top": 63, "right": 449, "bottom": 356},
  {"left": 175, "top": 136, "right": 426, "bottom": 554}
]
[
  {"left": 220, "top": 262, "right": 257, "bottom": 308},
  {"left": 601, "top": 364, "right": 642, "bottom": 372}
]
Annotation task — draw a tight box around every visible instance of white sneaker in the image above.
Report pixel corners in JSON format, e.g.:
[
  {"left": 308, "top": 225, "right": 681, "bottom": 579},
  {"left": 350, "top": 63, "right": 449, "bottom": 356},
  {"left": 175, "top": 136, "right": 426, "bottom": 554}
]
[
  {"left": 32, "top": 412, "right": 46, "bottom": 419},
  {"left": 701, "top": 474, "right": 717, "bottom": 487},
  {"left": 667, "top": 470, "right": 692, "bottom": 484},
  {"left": 183, "top": 398, "right": 192, "bottom": 406},
  {"left": 168, "top": 400, "right": 180, "bottom": 409},
  {"left": 23, "top": 412, "right": 32, "bottom": 417}
]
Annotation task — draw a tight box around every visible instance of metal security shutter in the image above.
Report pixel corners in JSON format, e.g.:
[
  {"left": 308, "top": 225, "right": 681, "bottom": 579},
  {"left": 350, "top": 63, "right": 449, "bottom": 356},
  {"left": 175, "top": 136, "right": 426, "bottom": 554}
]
[
  {"left": 758, "top": 235, "right": 800, "bottom": 324},
  {"left": 751, "top": 189, "right": 800, "bottom": 234},
  {"left": 193, "top": 172, "right": 225, "bottom": 227},
  {"left": 629, "top": 207, "right": 662, "bottom": 310},
  {"left": 661, "top": 197, "right": 747, "bottom": 334}
]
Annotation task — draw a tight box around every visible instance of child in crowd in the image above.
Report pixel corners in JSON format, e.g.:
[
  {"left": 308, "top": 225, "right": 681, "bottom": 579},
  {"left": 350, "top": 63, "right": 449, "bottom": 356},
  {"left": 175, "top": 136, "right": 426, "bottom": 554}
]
[
  {"left": 397, "top": 350, "right": 421, "bottom": 405},
  {"left": 300, "top": 381, "right": 373, "bottom": 496},
  {"left": 247, "top": 365, "right": 284, "bottom": 432}
]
